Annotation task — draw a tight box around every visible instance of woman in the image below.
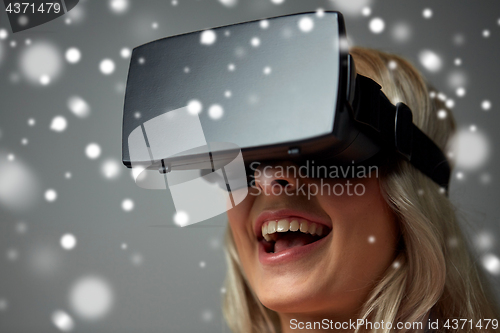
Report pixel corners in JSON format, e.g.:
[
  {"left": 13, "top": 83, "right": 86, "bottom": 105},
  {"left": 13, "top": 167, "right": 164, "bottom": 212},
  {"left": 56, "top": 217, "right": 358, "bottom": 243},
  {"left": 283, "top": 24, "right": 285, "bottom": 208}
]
[{"left": 222, "top": 47, "right": 499, "bottom": 332}]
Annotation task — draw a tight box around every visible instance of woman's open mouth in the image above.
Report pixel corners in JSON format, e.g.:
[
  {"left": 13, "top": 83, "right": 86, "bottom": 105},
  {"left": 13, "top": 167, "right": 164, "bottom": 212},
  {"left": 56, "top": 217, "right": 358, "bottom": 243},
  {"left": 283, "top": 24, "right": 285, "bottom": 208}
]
[{"left": 258, "top": 218, "right": 331, "bottom": 256}]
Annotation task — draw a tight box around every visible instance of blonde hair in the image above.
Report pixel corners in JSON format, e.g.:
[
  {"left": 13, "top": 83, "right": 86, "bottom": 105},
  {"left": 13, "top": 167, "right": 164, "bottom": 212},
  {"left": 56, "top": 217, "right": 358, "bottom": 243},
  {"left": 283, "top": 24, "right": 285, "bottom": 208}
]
[{"left": 222, "top": 47, "right": 499, "bottom": 332}]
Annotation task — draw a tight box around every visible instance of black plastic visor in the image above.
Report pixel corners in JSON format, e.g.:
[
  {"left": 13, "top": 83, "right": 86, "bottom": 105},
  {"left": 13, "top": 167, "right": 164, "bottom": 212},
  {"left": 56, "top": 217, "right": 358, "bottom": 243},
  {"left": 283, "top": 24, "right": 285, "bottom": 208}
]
[{"left": 121, "top": 12, "right": 451, "bottom": 225}]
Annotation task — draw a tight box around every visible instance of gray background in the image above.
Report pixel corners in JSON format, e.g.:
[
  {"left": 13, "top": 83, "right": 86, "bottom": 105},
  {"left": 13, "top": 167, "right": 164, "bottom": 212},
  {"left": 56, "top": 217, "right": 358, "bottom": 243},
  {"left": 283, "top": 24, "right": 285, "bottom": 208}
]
[{"left": 0, "top": 0, "right": 499, "bottom": 332}]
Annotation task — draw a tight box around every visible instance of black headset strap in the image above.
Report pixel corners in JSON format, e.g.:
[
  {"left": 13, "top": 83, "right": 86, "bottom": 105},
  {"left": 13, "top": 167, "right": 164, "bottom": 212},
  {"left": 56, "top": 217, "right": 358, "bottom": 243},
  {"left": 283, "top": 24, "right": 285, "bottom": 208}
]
[{"left": 352, "top": 75, "right": 451, "bottom": 190}]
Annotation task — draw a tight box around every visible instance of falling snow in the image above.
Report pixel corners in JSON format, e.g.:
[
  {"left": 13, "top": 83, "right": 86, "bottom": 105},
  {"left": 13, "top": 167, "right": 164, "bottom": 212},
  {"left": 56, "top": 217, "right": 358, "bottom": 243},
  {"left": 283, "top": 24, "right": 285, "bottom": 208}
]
[
  {"left": 447, "top": 70, "right": 467, "bottom": 89},
  {"left": 422, "top": 8, "right": 433, "bottom": 19},
  {"left": 474, "top": 232, "right": 495, "bottom": 251},
  {"left": 19, "top": 41, "right": 62, "bottom": 85},
  {"left": 187, "top": 100, "right": 203, "bottom": 115},
  {"left": 6, "top": 248, "right": 19, "bottom": 261},
  {"left": 250, "top": 37, "right": 261, "bottom": 47},
  {"left": 52, "top": 310, "right": 75, "bottom": 332},
  {"left": 452, "top": 128, "right": 490, "bottom": 170},
  {"left": 29, "top": 245, "right": 62, "bottom": 277},
  {"left": 67, "top": 4, "right": 85, "bottom": 24},
  {"left": 99, "top": 59, "right": 115, "bottom": 75},
  {"left": 131, "top": 253, "right": 143, "bottom": 266},
  {"left": 69, "top": 275, "right": 114, "bottom": 320},
  {"left": 200, "top": 30, "right": 217, "bottom": 45},
  {"left": 481, "top": 100, "right": 492, "bottom": 111},
  {"left": 437, "top": 110, "right": 447, "bottom": 119},
  {"left": 16, "top": 221, "right": 28, "bottom": 234},
  {"left": 209, "top": 238, "right": 221, "bottom": 249},
  {"left": 65, "top": 48, "right": 81, "bottom": 64},
  {"left": 419, "top": 50, "right": 442, "bottom": 72},
  {"left": 121, "top": 198, "right": 134, "bottom": 211},
  {"left": 50, "top": 116, "right": 68, "bottom": 132},
  {"left": 482, "top": 254, "right": 500, "bottom": 275},
  {"left": 68, "top": 96, "right": 91, "bottom": 118},
  {"left": 298, "top": 17, "right": 314, "bottom": 33},
  {"left": 0, "top": 2, "right": 499, "bottom": 331},
  {"left": 453, "top": 33, "right": 465, "bottom": 46},
  {"left": 369, "top": 18, "right": 385, "bottom": 34},
  {"left": 174, "top": 211, "right": 189, "bottom": 227},
  {"left": 236, "top": 47, "right": 246, "bottom": 57},
  {"left": 101, "top": 159, "right": 121, "bottom": 179},
  {"left": 109, "top": 0, "right": 129, "bottom": 14},
  {"left": 391, "top": 22, "right": 412, "bottom": 43},
  {"left": 18, "top": 15, "right": 29, "bottom": 26},
  {"left": 219, "top": 0, "right": 238, "bottom": 7},
  {"left": 201, "top": 309, "right": 213, "bottom": 322},
  {"left": 0, "top": 298, "right": 8, "bottom": 311},
  {"left": 329, "top": 0, "right": 372, "bottom": 16},
  {"left": 85, "top": 143, "right": 101, "bottom": 159},
  {"left": 120, "top": 48, "right": 131, "bottom": 58},
  {"left": 40, "top": 75, "right": 51, "bottom": 85},
  {"left": 45, "top": 189, "right": 57, "bottom": 202},
  {"left": 0, "top": 156, "right": 40, "bottom": 211},
  {"left": 208, "top": 104, "right": 224, "bottom": 119},
  {"left": 60, "top": 234, "right": 77, "bottom": 250}
]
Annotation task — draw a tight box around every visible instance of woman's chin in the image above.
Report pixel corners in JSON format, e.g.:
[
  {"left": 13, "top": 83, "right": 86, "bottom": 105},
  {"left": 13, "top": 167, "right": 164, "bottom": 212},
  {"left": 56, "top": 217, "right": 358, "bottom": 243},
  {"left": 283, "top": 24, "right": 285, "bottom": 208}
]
[
  {"left": 259, "top": 294, "right": 313, "bottom": 314},
  {"left": 255, "top": 282, "right": 328, "bottom": 314}
]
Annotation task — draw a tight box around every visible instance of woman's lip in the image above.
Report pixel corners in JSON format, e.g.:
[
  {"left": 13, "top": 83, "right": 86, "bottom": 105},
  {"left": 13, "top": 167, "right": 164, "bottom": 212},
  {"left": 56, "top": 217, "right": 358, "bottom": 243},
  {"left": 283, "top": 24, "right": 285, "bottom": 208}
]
[
  {"left": 258, "top": 231, "right": 331, "bottom": 265},
  {"left": 254, "top": 208, "right": 332, "bottom": 239}
]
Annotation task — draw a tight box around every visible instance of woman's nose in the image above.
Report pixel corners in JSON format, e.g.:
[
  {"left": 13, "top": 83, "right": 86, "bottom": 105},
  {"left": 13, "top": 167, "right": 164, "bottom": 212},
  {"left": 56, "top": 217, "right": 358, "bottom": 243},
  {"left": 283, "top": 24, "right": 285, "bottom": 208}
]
[{"left": 253, "top": 163, "right": 300, "bottom": 195}]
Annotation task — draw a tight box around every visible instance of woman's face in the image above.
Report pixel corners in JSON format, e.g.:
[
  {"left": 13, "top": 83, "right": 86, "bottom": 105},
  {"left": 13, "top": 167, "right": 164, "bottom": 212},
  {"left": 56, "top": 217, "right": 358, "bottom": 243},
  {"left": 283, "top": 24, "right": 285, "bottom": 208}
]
[{"left": 227, "top": 162, "right": 399, "bottom": 317}]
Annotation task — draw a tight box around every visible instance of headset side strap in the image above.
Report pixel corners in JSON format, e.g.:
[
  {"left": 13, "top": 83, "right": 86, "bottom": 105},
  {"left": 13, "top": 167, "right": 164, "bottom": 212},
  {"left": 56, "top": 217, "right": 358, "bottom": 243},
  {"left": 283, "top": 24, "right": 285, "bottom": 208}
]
[{"left": 353, "top": 75, "right": 451, "bottom": 189}]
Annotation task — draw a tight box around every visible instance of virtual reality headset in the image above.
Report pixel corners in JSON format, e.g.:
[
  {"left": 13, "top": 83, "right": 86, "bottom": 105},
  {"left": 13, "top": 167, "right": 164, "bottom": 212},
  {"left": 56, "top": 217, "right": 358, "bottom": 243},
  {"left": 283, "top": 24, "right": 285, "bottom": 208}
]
[{"left": 121, "top": 11, "right": 450, "bottom": 224}]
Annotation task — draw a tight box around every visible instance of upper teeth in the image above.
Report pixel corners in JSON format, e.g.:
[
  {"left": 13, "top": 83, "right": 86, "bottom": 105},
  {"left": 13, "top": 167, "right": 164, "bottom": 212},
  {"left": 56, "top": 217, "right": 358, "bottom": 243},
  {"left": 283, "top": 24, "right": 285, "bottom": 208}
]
[{"left": 261, "top": 219, "right": 325, "bottom": 242}]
